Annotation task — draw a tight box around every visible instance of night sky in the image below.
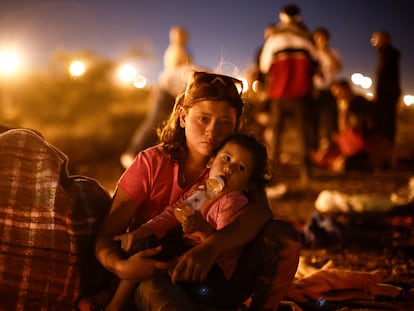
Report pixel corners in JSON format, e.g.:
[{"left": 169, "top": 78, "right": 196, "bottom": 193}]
[{"left": 1, "top": 0, "right": 413, "bottom": 94}]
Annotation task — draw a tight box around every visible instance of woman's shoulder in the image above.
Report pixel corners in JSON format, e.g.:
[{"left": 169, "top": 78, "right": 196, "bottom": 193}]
[
  {"left": 140, "top": 145, "right": 162, "bottom": 155},
  {"left": 139, "top": 145, "right": 168, "bottom": 161},
  {"left": 118, "top": 145, "right": 177, "bottom": 200},
  {"left": 129, "top": 146, "right": 175, "bottom": 173}
]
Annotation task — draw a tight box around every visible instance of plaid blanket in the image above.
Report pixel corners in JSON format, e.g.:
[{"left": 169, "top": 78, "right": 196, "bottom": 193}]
[{"left": 0, "top": 129, "right": 111, "bottom": 310}]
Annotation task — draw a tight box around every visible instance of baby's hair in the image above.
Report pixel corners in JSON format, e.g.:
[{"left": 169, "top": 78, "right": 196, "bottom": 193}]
[{"left": 213, "top": 131, "right": 273, "bottom": 187}]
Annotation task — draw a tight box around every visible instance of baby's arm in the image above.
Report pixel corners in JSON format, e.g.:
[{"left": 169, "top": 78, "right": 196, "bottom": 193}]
[
  {"left": 182, "top": 211, "right": 215, "bottom": 239},
  {"left": 113, "top": 200, "right": 184, "bottom": 252},
  {"left": 182, "top": 191, "right": 248, "bottom": 241},
  {"left": 143, "top": 204, "right": 180, "bottom": 238}
]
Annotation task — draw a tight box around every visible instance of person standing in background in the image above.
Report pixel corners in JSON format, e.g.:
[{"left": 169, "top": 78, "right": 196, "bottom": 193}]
[
  {"left": 371, "top": 30, "right": 401, "bottom": 167},
  {"left": 259, "top": 3, "right": 318, "bottom": 187},
  {"left": 312, "top": 27, "right": 343, "bottom": 150},
  {"left": 158, "top": 26, "right": 194, "bottom": 97},
  {"left": 121, "top": 26, "right": 195, "bottom": 169}
]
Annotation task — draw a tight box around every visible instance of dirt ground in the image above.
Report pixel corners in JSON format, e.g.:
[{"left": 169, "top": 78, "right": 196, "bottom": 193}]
[{"left": 270, "top": 163, "right": 414, "bottom": 310}]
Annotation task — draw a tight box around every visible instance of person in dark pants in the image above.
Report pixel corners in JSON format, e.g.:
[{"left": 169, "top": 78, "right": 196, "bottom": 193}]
[
  {"left": 312, "top": 27, "right": 343, "bottom": 150},
  {"left": 371, "top": 30, "right": 401, "bottom": 167}
]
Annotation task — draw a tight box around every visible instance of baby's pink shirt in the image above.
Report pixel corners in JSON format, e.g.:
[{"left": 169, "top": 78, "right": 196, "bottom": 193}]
[{"left": 144, "top": 186, "right": 248, "bottom": 279}]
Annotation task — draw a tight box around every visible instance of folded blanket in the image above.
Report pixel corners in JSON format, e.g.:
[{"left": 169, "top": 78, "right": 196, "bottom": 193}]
[
  {"left": 287, "top": 269, "right": 378, "bottom": 303},
  {"left": 0, "top": 129, "right": 111, "bottom": 310}
]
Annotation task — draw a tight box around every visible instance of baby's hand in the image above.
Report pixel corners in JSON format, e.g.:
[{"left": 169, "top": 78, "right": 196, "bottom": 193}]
[{"left": 182, "top": 211, "right": 208, "bottom": 234}]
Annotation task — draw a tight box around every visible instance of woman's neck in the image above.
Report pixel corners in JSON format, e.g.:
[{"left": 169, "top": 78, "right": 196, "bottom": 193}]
[{"left": 179, "top": 151, "right": 208, "bottom": 188}]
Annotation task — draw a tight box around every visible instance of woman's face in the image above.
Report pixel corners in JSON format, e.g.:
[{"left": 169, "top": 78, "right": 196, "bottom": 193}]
[{"left": 180, "top": 100, "right": 237, "bottom": 159}]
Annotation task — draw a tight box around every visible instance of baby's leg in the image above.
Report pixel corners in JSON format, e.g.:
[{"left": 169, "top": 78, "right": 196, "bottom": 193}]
[{"left": 106, "top": 279, "right": 139, "bottom": 311}]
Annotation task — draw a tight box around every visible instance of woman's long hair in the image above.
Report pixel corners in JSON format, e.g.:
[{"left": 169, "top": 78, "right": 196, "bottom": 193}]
[{"left": 157, "top": 71, "right": 245, "bottom": 162}]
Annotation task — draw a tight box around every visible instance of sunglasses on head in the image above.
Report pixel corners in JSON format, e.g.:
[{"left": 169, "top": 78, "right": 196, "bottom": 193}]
[{"left": 191, "top": 71, "right": 244, "bottom": 96}]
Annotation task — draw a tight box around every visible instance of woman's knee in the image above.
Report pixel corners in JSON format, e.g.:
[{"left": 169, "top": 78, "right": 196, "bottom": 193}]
[{"left": 135, "top": 276, "right": 196, "bottom": 311}]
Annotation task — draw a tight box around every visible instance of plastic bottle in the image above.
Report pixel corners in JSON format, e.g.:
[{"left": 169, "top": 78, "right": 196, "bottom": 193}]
[{"left": 174, "top": 175, "right": 226, "bottom": 223}]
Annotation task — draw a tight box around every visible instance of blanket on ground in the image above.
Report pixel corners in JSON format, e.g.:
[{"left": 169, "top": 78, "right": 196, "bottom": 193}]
[
  {"left": 0, "top": 129, "right": 111, "bottom": 310},
  {"left": 281, "top": 258, "right": 404, "bottom": 311}
]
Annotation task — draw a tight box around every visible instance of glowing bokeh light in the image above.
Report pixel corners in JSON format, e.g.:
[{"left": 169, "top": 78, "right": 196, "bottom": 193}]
[
  {"left": 351, "top": 73, "right": 363, "bottom": 85},
  {"left": 0, "top": 50, "right": 19, "bottom": 75},
  {"left": 360, "top": 76, "right": 372, "bottom": 89},
  {"left": 69, "top": 60, "right": 86, "bottom": 77},
  {"left": 240, "top": 77, "right": 249, "bottom": 93},
  {"left": 251, "top": 80, "right": 260, "bottom": 93},
  {"left": 404, "top": 95, "right": 414, "bottom": 106},
  {"left": 351, "top": 72, "right": 372, "bottom": 89},
  {"left": 118, "top": 64, "right": 136, "bottom": 83},
  {"left": 133, "top": 75, "right": 147, "bottom": 89}
]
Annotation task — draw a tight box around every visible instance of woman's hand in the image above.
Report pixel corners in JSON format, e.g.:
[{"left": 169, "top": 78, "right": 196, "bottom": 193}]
[
  {"left": 117, "top": 246, "right": 175, "bottom": 280},
  {"left": 170, "top": 241, "right": 219, "bottom": 284}
]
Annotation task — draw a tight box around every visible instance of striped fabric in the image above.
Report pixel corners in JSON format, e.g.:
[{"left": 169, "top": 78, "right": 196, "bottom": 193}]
[{"left": 0, "top": 129, "right": 111, "bottom": 310}]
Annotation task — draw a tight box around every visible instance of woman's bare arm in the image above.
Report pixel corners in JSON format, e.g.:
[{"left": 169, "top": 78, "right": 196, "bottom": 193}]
[
  {"left": 95, "top": 188, "right": 171, "bottom": 280},
  {"left": 208, "top": 187, "right": 272, "bottom": 250}
]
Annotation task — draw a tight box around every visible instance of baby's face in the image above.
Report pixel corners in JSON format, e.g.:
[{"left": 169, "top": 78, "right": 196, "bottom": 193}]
[{"left": 209, "top": 141, "right": 254, "bottom": 192}]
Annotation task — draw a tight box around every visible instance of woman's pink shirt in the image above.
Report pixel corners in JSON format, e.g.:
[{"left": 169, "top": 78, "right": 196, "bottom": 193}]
[{"left": 118, "top": 146, "right": 207, "bottom": 226}]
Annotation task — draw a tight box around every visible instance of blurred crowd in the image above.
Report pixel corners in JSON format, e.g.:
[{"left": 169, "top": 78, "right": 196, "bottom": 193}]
[
  {"left": 123, "top": 3, "right": 401, "bottom": 189},
  {"left": 244, "top": 3, "right": 401, "bottom": 185}
]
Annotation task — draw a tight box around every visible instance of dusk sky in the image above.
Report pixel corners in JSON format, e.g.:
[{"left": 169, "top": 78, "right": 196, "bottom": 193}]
[{"left": 1, "top": 0, "right": 413, "bottom": 94}]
